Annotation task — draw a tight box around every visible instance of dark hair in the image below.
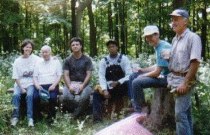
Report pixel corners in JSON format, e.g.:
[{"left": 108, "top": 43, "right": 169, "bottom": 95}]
[
  {"left": 20, "top": 39, "right": 34, "bottom": 54},
  {"left": 68, "top": 37, "right": 84, "bottom": 52},
  {"left": 106, "top": 39, "right": 118, "bottom": 47},
  {"left": 69, "top": 37, "right": 83, "bottom": 46}
]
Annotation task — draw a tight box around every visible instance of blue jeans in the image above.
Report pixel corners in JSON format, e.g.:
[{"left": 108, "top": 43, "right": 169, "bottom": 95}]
[
  {"left": 132, "top": 75, "right": 167, "bottom": 112},
  {"left": 12, "top": 85, "right": 34, "bottom": 119},
  {"left": 175, "top": 91, "right": 193, "bottom": 135},
  {"left": 128, "top": 72, "right": 141, "bottom": 101},
  {"left": 33, "top": 84, "right": 59, "bottom": 119}
]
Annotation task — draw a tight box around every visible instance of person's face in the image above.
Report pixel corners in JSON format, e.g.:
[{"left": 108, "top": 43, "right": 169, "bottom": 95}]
[
  {"left": 41, "top": 49, "right": 51, "bottom": 61},
  {"left": 171, "top": 16, "right": 188, "bottom": 34},
  {"left": 23, "top": 43, "right": 32, "bottom": 56},
  {"left": 145, "top": 33, "right": 159, "bottom": 46},
  {"left": 107, "top": 44, "right": 118, "bottom": 55},
  {"left": 71, "top": 41, "right": 82, "bottom": 53}
]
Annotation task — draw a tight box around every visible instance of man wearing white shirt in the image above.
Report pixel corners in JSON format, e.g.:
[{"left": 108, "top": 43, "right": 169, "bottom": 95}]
[
  {"left": 33, "top": 45, "right": 62, "bottom": 123},
  {"left": 92, "top": 39, "right": 132, "bottom": 122}
]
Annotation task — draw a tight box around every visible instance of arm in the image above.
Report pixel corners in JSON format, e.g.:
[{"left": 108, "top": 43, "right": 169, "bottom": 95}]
[
  {"left": 142, "top": 66, "right": 162, "bottom": 78},
  {"left": 33, "top": 76, "right": 42, "bottom": 90},
  {"left": 63, "top": 70, "right": 73, "bottom": 92},
  {"left": 139, "top": 65, "right": 156, "bottom": 73},
  {"left": 79, "top": 70, "right": 91, "bottom": 92},
  {"left": 49, "top": 60, "right": 62, "bottom": 91},
  {"left": 15, "top": 79, "right": 26, "bottom": 93},
  {"left": 177, "top": 60, "right": 200, "bottom": 94}
]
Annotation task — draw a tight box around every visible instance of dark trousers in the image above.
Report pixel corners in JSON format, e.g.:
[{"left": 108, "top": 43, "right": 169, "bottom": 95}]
[
  {"left": 92, "top": 82, "right": 128, "bottom": 121},
  {"left": 33, "top": 84, "right": 58, "bottom": 120}
]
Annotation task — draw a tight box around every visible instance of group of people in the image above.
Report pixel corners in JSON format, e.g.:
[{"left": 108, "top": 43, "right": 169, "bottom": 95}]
[{"left": 10, "top": 8, "right": 201, "bottom": 135}]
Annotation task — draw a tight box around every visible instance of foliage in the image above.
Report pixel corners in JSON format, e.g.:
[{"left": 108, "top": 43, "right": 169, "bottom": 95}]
[{"left": 0, "top": 52, "right": 210, "bottom": 134}]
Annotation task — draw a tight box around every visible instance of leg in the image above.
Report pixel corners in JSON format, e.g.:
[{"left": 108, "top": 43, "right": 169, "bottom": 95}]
[
  {"left": 73, "top": 85, "right": 92, "bottom": 117},
  {"left": 11, "top": 85, "right": 22, "bottom": 118},
  {"left": 175, "top": 91, "right": 193, "bottom": 135},
  {"left": 26, "top": 85, "right": 35, "bottom": 119},
  {"left": 62, "top": 86, "right": 76, "bottom": 112},
  {"left": 48, "top": 86, "right": 59, "bottom": 119},
  {"left": 92, "top": 91, "right": 104, "bottom": 121},
  {"left": 33, "top": 88, "right": 41, "bottom": 121},
  {"left": 132, "top": 76, "right": 167, "bottom": 112},
  {"left": 128, "top": 72, "right": 141, "bottom": 100}
]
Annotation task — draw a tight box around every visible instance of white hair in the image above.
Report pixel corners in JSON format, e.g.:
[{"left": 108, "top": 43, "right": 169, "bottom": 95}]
[{"left": 41, "top": 45, "right": 51, "bottom": 52}]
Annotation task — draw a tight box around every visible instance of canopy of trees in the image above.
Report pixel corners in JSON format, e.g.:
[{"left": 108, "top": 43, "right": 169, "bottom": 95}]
[{"left": 0, "top": 0, "right": 210, "bottom": 59}]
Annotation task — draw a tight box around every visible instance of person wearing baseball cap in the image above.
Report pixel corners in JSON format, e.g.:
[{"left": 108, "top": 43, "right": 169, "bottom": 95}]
[
  {"left": 168, "top": 9, "right": 202, "bottom": 135},
  {"left": 128, "top": 25, "right": 171, "bottom": 122}
]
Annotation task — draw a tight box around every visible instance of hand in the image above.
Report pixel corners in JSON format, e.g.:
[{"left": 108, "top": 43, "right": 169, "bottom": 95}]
[
  {"left": 103, "top": 90, "right": 110, "bottom": 99},
  {"left": 78, "top": 84, "right": 84, "bottom": 94},
  {"left": 110, "top": 81, "right": 119, "bottom": 88},
  {"left": 35, "top": 85, "right": 42, "bottom": 90},
  {"left": 68, "top": 85, "right": 75, "bottom": 94},
  {"left": 176, "top": 83, "right": 189, "bottom": 95},
  {"left": 21, "top": 88, "right": 26, "bottom": 94},
  {"left": 48, "top": 85, "right": 55, "bottom": 91}
]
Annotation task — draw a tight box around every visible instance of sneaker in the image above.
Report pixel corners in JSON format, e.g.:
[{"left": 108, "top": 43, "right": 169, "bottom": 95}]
[
  {"left": 11, "top": 117, "right": 18, "bottom": 126},
  {"left": 28, "top": 118, "right": 34, "bottom": 127}
]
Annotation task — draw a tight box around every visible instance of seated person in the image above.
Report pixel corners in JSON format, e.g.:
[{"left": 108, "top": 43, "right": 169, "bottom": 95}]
[
  {"left": 33, "top": 45, "right": 62, "bottom": 123},
  {"left": 11, "top": 39, "right": 40, "bottom": 127},
  {"left": 62, "top": 37, "right": 93, "bottom": 118},
  {"left": 129, "top": 25, "right": 171, "bottom": 113},
  {"left": 92, "top": 39, "right": 132, "bottom": 122}
]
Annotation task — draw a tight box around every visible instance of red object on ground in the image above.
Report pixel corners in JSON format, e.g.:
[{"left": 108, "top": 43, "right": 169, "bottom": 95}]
[{"left": 95, "top": 113, "right": 153, "bottom": 135}]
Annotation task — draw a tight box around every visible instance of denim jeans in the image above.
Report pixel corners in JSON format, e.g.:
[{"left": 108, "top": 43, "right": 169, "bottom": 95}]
[
  {"left": 33, "top": 84, "right": 59, "bottom": 119},
  {"left": 132, "top": 75, "right": 167, "bottom": 112},
  {"left": 128, "top": 72, "right": 141, "bottom": 102},
  {"left": 63, "top": 85, "right": 92, "bottom": 116},
  {"left": 12, "top": 85, "right": 34, "bottom": 119},
  {"left": 175, "top": 91, "right": 193, "bottom": 135}
]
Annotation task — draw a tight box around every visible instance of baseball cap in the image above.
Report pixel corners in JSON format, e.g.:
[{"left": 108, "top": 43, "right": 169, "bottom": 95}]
[
  {"left": 169, "top": 9, "right": 189, "bottom": 18},
  {"left": 142, "top": 25, "right": 159, "bottom": 37}
]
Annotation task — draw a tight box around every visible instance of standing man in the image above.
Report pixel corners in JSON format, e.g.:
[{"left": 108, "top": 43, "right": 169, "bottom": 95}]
[
  {"left": 168, "top": 9, "right": 202, "bottom": 135},
  {"left": 130, "top": 25, "right": 171, "bottom": 114},
  {"left": 92, "top": 39, "right": 132, "bottom": 122},
  {"left": 63, "top": 37, "right": 93, "bottom": 118},
  {"left": 33, "top": 45, "right": 62, "bottom": 124}
]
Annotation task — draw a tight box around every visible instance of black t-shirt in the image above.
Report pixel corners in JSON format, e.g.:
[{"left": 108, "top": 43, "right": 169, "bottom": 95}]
[{"left": 63, "top": 54, "right": 93, "bottom": 82}]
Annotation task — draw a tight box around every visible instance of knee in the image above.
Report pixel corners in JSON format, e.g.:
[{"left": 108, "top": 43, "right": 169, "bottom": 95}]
[{"left": 132, "top": 78, "right": 142, "bottom": 87}]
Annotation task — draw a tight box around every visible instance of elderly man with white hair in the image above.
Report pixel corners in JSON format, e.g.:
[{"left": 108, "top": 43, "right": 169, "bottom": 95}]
[{"left": 33, "top": 45, "right": 62, "bottom": 124}]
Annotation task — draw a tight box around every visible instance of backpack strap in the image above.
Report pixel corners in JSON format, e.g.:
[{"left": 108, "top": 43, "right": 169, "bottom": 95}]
[
  {"left": 104, "top": 57, "right": 109, "bottom": 65},
  {"left": 117, "top": 54, "right": 123, "bottom": 63}
]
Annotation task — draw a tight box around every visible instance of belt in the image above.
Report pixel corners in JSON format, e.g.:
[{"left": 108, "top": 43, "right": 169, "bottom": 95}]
[{"left": 171, "top": 71, "right": 187, "bottom": 77}]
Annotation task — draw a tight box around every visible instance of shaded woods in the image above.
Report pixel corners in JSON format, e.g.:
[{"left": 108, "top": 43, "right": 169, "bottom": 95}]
[{"left": 0, "top": 0, "right": 210, "bottom": 59}]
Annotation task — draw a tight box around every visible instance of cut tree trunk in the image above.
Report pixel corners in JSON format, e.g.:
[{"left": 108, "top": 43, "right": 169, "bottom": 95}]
[{"left": 143, "top": 88, "right": 175, "bottom": 132}]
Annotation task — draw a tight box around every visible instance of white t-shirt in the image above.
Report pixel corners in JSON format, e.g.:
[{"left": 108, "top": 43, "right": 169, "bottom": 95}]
[
  {"left": 33, "top": 57, "right": 62, "bottom": 85},
  {"left": 12, "top": 54, "right": 41, "bottom": 88}
]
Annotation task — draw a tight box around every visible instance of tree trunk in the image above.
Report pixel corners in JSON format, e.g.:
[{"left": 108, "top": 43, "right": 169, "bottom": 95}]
[
  {"left": 71, "top": 0, "right": 76, "bottom": 37},
  {"left": 108, "top": 2, "right": 113, "bottom": 38},
  {"left": 143, "top": 88, "right": 175, "bottom": 132},
  {"left": 75, "top": 0, "right": 92, "bottom": 37},
  {"left": 87, "top": 2, "right": 97, "bottom": 57},
  {"left": 114, "top": 0, "right": 119, "bottom": 44},
  {"left": 201, "top": 3, "right": 207, "bottom": 60}
]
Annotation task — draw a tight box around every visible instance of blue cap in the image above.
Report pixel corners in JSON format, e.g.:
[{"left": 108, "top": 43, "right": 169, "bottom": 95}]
[{"left": 170, "top": 9, "right": 189, "bottom": 18}]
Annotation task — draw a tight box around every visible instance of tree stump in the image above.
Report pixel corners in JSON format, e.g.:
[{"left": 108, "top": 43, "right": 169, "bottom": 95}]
[{"left": 143, "top": 88, "right": 175, "bottom": 132}]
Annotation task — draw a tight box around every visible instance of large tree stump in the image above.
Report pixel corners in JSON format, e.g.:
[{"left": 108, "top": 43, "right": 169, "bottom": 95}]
[{"left": 143, "top": 88, "right": 175, "bottom": 132}]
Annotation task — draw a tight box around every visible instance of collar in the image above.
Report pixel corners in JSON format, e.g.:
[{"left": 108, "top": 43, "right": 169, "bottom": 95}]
[{"left": 175, "top": 28, "right": 189, "bottom": 40}]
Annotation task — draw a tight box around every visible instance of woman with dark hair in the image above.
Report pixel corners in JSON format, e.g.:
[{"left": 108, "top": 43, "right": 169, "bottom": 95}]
[{"left": 11, "top": 39, "right": 40, "bottom": 127}]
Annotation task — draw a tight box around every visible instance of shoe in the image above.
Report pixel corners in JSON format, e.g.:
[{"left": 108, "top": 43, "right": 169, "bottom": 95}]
[
  {"left": 28, "top": 118, "right": 34, "bottom": 127},
  {"left": 11, "top": 117, "right": 18, "bottom": 126},
  {"left": 136, "top": 114, "right": 147, "bottom": 124}
]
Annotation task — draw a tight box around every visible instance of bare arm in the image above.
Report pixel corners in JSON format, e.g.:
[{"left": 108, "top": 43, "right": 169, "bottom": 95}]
[
  {"left": 33, "top": 76, "right": 42, "bottom": 90},
  {"left": 143, "top": 66, "right": 162, "bottom": 78},
  {"left": 177, "top": 60, "right": 200, "bottom": 94},
  {"left": 48, "top": 75, "right": 62, "bottom": 91},
  {"left": 79, "top": 70, "right": 92, "bottom": 91},
  {"left": 139, "top": 65, "right": 156, "bottom": 73},
  {"left": 63, "top": 70, "right": 72, "bottom": 90}
]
